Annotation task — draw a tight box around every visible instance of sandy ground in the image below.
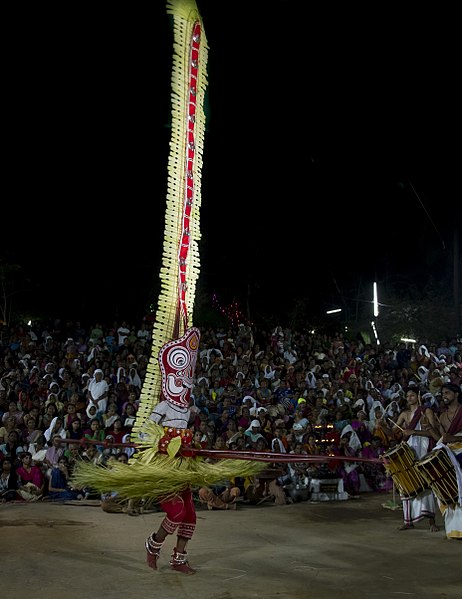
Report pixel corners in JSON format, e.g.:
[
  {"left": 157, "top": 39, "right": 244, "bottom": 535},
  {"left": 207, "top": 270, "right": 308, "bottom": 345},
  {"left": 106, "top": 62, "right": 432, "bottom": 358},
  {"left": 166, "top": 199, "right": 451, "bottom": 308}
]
[{"left": 1, "top": 492, "right": 460, "bottom": 599}]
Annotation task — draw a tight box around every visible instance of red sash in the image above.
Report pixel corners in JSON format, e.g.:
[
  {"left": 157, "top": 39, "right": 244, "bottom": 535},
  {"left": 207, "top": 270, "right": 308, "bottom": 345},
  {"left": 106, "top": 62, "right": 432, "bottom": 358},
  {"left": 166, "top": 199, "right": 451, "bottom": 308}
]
[
  {"left": 448, "top": 405, "right": 462, "bottom": 435},
  {"left": 409, "top": 407, "right": 435, "bottom": 451}
]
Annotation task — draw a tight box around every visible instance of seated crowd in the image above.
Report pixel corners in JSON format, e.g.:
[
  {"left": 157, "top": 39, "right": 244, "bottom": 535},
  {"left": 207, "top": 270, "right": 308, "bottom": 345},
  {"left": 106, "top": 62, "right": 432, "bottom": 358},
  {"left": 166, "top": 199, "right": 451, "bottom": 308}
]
[{"left": 0, "top": 318, "right": 461, "bottom": 508}]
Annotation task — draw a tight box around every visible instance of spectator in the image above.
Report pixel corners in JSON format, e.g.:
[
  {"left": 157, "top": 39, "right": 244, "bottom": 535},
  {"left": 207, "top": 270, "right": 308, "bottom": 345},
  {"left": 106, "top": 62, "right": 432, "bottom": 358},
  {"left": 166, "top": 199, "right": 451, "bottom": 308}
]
[
  {"left": 0, "top": 457, "right": 20, "bottom": 501},
  {"left": 84, "top": 419, "right": 106, "bottom": 451},
  {"left": 0, "top": 430, "right": 25, "bottom": 467},
  {"left": 0, "top": 415, "right": 21, "bottom": 444},
  {"left": 68, "top": 418, "right": 85, "bottom": 441},
  {"left": 116, "top": 322, "right": 130, "bottom": 347},
  {"left": 17, "top": 452, "right": 45, "bottom": 501},
  {"left": 198, "top": 482, "right": 240, "bottom": 510},
  {"left": 42, "top": 403, "right": 59, "bottom": 431},
  {"left": 244, "top": 420, "right": 265, "bottom": 449},
  {"left": 102, "top": 403, "right": 121, "bottom": 430},
  {"left": 44, "top": 416, "right": 67, "bottom": 443},
  {"left": 48, "top": 456, "right": 83, "bottom": 501},
  {"left": 44, "top": 435, "right": 65, "bottom": 475},
  {"left": 87, "top": 369, "right": 109, "bottom": 414},
  {"left": 1, "top": 400, "right": 24, "bottom": 427},
  {"left": 121, "top": 403, "right": 137, "bottom": 430},
  {"left": 22, "top": 415, "right": 43, "bottom": 449}
]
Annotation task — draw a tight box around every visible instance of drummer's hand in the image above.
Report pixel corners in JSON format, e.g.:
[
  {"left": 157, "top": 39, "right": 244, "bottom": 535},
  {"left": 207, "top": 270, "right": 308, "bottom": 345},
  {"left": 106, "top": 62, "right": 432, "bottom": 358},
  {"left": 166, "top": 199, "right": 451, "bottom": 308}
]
[
  {"left": 402, "top": 429, "right": 413, "bottom": 439},
  {"left": 441, "top": 432, "right": 453, "bottom": 444}
]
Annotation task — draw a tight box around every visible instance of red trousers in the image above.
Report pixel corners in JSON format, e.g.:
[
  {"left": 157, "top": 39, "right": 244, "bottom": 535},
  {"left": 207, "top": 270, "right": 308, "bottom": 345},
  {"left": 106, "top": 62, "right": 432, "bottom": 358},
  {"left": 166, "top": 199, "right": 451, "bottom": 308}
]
[{"left": 159, "top": 487, "right": 196, "bottom": 539}]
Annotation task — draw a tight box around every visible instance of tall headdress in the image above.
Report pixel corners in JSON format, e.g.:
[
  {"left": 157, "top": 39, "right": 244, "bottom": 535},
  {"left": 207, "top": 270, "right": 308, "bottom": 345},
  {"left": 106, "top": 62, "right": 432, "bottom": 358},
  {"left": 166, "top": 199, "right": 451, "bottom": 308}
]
[
  {"left": 70, "top": 3, "right": 269, "bottom": 498},
  {"left": 133, "top": 0, "right": 208, "bottom": 433}
]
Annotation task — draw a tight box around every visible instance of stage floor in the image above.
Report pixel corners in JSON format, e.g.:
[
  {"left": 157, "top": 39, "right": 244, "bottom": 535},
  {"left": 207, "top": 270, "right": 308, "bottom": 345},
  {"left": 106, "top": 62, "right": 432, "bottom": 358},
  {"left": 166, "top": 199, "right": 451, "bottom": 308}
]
[{"left": 1, "top": 492, "right": 460, "bottom": 599}]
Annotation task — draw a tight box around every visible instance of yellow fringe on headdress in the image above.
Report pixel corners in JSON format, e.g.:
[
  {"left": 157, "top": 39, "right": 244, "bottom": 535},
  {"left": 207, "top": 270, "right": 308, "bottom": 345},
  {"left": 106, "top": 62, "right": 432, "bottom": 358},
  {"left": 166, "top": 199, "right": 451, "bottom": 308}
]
[
  {"left": 133, "top": 0, "right": 209, "bottom": 434},
  {"left": 70, "top": 2, "right": 266, "bottom": 502}
]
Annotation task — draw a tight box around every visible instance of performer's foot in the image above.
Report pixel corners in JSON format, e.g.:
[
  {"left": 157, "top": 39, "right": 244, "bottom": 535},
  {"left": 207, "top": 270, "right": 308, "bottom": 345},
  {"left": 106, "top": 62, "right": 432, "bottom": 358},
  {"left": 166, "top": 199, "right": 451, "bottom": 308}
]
[
  {"left": 430, "top": 523, "right": 439, "bottom": 532},
  {"left": 398, "top": 524, "right": 414, "bottom": 530},
  {"left": 145, "top": 535, "right": 163, "bottom": 570},
  {"left": 170, "top": 548, "right": 196, "bottom": 575}
]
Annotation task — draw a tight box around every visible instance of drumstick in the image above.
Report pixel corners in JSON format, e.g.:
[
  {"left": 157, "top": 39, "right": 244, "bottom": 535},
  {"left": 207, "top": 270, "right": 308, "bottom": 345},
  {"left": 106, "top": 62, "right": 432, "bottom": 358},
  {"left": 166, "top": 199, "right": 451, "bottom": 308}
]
[{"left": 387, "top": 417, "right": 405, "bottom": 432}]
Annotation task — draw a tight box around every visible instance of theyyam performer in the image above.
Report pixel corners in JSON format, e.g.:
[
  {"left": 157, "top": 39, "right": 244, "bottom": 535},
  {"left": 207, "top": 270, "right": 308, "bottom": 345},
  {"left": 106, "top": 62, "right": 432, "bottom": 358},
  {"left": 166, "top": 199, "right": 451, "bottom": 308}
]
[
  {"left": 72, "top": 0, "right": 264, "bottom": 575},
  {"left": 70, "top": 0, "right": 385, "bottom": 573}
]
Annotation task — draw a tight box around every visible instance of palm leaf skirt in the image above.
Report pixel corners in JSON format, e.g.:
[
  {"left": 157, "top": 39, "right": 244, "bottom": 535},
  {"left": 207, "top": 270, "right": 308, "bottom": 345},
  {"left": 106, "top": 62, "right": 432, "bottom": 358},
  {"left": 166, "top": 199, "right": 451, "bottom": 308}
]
[{"left": 71, "top": 422, "right": 265, "bottom": 503}]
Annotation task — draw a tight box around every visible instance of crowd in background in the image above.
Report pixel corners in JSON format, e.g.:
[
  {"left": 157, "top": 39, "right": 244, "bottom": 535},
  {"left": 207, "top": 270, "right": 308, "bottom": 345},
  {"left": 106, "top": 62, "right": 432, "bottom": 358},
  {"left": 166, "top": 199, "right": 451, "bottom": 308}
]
[{"left": 0, "top": 318, "right": 461, "bottom": 508}]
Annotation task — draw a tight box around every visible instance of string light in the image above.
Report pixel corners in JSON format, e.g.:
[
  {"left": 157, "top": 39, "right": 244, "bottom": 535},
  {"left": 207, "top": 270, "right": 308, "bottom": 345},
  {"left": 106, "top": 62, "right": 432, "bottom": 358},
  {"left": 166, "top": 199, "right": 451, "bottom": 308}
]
[{"left": 211, "top": 293, "right": 253, "bottom": 327}]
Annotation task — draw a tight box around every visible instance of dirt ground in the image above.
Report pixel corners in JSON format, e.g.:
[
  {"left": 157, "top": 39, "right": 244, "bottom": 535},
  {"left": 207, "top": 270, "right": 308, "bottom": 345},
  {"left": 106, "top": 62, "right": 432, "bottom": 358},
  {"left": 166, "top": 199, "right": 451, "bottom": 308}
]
[{"left": 1, "top": 492, "right": 460, "bottom": 599}]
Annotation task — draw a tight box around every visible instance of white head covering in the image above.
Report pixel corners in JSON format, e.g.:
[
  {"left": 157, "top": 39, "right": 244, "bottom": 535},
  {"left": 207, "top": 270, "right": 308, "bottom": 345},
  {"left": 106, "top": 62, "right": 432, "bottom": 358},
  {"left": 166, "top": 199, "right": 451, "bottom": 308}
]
[
  {"left": 369, "top": 400, "right": 385, "bottom": 429},
  {"left": 353, "top": 398, "right": 365, "bottom": 410},
  {"left": 44, "top": 416, "right": 66, "bottom": 442},
  {"left": 421, "top": 392, "right": 436, "bottom": 407},
  {"left": 417, "top": 365, "right": 429, "bottom": 383},
  {"left": 244, "top": 420, "right": 264, "bottom": 443},
  {"left": 128, "top": 367, "right": 142, "bottom": 388},
  {"left": 340, "top": 424, "right": 362, "bottom": 452},
  {"left": 304, "top": 371, "right": 316, "bottom": 389},
  {"left": 418, "top": 345, "right": 430, "bottom": 359},
  {"left": 386, "top": 400, "right": 400, "bottom": 417},
  {"left": 117, "top": 367, "right": 126, "bottom": 382},
  {"left": 264, "top": 365, "right": 275, "bottom": 380},
  {"left": 242, "top": 395, "right": 257, "bottom": 406}
]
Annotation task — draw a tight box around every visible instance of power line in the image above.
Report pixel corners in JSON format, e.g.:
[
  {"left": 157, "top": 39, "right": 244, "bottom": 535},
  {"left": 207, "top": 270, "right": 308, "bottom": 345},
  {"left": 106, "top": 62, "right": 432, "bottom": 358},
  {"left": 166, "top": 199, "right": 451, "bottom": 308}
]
[{"left": 408, "top": 179, "right": 446, "bottom": 250}]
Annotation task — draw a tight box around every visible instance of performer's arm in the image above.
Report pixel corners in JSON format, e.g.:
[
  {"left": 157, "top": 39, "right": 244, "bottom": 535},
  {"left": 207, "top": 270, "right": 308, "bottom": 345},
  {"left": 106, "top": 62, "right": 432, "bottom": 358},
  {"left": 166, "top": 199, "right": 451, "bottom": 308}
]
[{"left": 149, "top": 401, "right": 167, "bottom": 424}]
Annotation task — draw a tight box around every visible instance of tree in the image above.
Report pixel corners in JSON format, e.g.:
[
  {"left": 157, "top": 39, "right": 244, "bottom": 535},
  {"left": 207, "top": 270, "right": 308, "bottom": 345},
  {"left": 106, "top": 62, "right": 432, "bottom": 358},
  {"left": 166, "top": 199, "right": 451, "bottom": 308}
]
[{"left": 0, "top": 259, "right": 22, "bottom": 326}]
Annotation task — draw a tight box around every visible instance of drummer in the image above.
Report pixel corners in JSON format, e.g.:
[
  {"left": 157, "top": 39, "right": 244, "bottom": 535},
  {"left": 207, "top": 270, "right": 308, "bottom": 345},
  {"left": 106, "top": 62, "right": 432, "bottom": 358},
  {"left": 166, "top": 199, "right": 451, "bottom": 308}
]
[
  {"left": 427, "top": 383, "right": 462, "bottom": 447},
  {"left": 423, "top": 382, "right": 462, "bottom": 540},
  {"left": 378, "top": 386, "right": 440, "bottom": 532}
]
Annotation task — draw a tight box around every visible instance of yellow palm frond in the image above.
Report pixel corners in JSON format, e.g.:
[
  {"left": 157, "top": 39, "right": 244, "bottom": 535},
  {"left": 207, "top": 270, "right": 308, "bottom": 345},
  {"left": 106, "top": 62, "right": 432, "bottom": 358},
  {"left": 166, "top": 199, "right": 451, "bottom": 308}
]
[{"left": 133, "top": 0, "right": 208, "bottom": 434}]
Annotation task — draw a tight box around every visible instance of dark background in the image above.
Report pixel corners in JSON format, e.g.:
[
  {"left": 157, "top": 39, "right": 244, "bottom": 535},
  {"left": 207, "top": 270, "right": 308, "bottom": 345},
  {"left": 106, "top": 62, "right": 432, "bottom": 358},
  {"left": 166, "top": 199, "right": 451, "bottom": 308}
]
[{"left": 2, "top": 2, "right": 459, "bottom": 327}]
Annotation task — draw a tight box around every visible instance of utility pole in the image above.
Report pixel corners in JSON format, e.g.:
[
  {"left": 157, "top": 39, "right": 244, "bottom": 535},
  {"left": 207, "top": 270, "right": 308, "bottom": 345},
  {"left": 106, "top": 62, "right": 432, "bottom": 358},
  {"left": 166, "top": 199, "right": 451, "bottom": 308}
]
[{"left": 454, "top": 226, "right": 460, "bottom": 334}]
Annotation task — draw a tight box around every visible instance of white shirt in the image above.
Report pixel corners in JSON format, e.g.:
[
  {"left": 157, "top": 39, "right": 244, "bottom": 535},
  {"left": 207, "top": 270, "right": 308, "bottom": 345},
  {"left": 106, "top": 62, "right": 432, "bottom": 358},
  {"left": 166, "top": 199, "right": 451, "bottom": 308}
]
[
  {"left": 117, "top": 326, "right": 130, "bottom": 346},
  {"left": 88, "top": 377, "right": 108, "bottom": 413},
  {"left": 149, "top": 400, "right": 190, "bottom": 429}
]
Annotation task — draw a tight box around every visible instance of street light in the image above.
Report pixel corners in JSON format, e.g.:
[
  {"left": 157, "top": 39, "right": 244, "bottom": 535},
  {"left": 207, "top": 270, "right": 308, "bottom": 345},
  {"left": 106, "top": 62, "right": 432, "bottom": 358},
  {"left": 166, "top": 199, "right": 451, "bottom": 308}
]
[
  {"left": 371, "top": 282, "right": 380, "bottom": 344},
  {"left": 373, "top": 282, "right": 379, "bottom": 318},
  {"left": 371, "top": 320, "right": 380, "bottom": 345}
]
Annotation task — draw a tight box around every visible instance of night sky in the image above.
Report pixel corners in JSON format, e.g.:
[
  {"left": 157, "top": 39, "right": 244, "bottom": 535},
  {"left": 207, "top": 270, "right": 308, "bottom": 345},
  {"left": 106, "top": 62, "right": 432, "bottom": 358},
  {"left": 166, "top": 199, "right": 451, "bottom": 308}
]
[{"left": 2, "top": 2, "right": 458, "bottom": 327}]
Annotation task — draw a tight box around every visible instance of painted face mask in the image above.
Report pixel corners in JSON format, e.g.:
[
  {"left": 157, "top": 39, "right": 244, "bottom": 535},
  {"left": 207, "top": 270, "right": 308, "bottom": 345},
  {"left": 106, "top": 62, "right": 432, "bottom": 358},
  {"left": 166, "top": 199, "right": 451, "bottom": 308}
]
[{"left": 158, "top": 327, "right": 200, "bottom": 407}]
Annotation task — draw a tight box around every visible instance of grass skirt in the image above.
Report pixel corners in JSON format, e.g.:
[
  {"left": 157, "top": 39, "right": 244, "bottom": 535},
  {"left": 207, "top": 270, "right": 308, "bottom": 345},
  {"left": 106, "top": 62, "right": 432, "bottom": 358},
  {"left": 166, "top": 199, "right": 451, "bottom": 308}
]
[{"left": 71, "top": 421, "right": 265, "bottom": 503}]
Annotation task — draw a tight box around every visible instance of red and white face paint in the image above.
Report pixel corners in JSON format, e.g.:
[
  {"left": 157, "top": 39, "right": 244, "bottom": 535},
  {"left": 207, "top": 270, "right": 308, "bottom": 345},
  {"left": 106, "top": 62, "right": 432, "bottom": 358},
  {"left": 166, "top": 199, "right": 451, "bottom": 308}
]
[{"left": 158, "top": 327, "right": 200, "bottom": 407}]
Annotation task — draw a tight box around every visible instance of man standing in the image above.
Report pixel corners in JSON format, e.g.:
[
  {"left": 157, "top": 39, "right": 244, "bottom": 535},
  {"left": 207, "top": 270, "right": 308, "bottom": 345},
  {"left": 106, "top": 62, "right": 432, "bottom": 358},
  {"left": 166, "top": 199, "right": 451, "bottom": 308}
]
[
  {"left": 426, "top": 383, "right": 462, "bottom": 540},
  {"left": 384, "top": 387, "right": 440, "bottom": 531},
  {"left": 87, "top": 369, "right": 108, "bottom": 415}
]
